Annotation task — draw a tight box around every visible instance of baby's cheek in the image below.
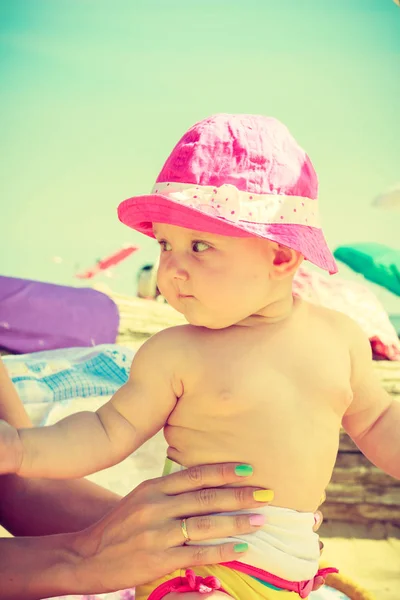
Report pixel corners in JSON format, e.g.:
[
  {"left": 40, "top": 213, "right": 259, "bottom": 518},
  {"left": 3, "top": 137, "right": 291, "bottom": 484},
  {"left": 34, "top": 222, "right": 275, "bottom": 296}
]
[{"left": 158, "top": 280, "right": 173, "bottom": 304}]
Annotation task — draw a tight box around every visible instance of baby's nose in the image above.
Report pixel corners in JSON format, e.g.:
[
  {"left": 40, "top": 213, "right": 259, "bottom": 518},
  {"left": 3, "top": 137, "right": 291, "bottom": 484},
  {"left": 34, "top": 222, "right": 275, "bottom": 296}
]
[
  {"left": 172, "top": 266, "right": 189, "bottom": 281},
  {"left": 166, "top": 255, "right": 189, "bottom": 281}
]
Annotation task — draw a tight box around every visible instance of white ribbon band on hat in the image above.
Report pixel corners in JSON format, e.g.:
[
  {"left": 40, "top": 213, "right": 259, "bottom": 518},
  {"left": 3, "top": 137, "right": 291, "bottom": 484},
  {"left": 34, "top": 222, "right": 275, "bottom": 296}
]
[{"left": 151, "top": 182, "right": 321, "bottom": 229}]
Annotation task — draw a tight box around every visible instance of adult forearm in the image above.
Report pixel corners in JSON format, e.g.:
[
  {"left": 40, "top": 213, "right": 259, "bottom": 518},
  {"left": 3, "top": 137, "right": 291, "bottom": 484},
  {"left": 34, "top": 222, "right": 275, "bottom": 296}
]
[
  {"left": 356, "top": 399, "right": 400, "bottom": 479},
  {"left": 0, "top": 474, "right": 120, "bottom": 536},
  {"left": 0, "top": 533, "right": 82, "bottom": 600},
  {"left": 0, "top": 360, "right": 32, "bottom": 429}
]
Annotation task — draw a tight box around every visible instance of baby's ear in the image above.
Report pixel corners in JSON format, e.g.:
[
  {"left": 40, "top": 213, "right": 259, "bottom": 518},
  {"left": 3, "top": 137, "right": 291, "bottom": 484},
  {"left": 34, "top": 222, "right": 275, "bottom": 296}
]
[{"left": 270, "top": 243, "right": 303, "bottom": 278}]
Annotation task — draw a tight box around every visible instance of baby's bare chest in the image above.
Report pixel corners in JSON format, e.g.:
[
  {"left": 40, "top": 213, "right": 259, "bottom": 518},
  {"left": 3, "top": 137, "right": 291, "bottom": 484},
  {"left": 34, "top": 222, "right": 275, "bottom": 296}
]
[{"left": 169, "top": 329, "right": 353, "bottom": 425}]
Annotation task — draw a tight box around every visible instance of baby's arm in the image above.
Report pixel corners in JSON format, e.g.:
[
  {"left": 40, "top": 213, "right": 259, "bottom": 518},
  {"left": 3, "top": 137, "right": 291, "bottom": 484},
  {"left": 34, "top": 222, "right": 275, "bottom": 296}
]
[
  {"left": 341, "top": 317, "right": 400, "bottom": 479},
  {"left": 0, "top": 331, "right": 179, "bottom": 479}
]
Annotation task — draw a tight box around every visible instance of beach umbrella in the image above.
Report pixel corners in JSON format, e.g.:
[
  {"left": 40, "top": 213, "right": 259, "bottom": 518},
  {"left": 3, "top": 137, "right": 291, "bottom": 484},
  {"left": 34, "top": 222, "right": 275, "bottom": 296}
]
[
  {"left": 75, "top": 245, "right": 139, "bottom": 279},
  {"left": 334, "top": 243, "right": 400, "bottom": 296},
  {"left": 372, "top": 184, "right": 400, "bottom": 210}
]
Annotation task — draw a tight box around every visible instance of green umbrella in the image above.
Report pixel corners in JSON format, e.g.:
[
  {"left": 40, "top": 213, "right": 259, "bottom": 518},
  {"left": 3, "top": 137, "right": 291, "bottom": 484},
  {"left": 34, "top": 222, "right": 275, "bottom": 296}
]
[{"left": 334, "top": 243, "right": 400, "bottom": 296}]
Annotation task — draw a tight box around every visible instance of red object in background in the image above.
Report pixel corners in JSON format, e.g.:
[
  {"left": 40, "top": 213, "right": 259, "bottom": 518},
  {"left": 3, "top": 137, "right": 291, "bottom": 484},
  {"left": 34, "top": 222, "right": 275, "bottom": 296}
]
[{"left": 75, "top": 245, "right": 139, "bottom": 279}]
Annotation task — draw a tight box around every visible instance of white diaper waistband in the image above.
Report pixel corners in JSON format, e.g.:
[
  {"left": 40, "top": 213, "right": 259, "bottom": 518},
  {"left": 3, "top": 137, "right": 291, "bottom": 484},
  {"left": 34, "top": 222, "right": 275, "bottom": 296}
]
[{"left": 164, "top": 458, "right": 320, "bottom": 581}]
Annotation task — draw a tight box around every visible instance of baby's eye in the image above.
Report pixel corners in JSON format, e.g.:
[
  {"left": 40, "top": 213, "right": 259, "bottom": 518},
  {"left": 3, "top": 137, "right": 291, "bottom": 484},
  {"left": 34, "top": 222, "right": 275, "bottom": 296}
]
[
  {"left": 192, "top": 241, "right": 210, "bottom": 253},
  {"left": 158, "top": 240, "right": 172, "bottom": 252}
]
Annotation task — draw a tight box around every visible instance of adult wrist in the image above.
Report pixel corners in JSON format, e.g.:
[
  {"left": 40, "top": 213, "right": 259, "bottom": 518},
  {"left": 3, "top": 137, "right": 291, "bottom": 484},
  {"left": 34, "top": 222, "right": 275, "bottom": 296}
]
[
  {"left": 37, "top": 538, "right": 81, "bottom": 599},
  {"left": 0, "top": 532, "right": 86, "bottom": 600},
  {"left": 67, "top": 520, "right": 140, "bottom": 596},
  {"left": 66, "top": 524, "right": 115, "bottom": 596},
  {"left": 58, "top": 527, "right": 104, "bottom": 596}
]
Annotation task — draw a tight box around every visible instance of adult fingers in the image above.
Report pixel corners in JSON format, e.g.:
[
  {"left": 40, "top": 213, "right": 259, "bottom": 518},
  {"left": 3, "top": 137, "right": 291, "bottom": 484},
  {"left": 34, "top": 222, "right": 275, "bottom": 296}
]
[
  {"left": 158, "top": 463, "right": 254, "bottom": 495},
  {"left": 313, "top": 491, "right": 325, "bottom": 533},
  {"left": 313, "top": 510, "right": 323, "bottom": 532},
  {"left": 168, "top": 540, "right": 249, "bottom": 571},
  {"left": 172, "top": 512, "right": 265, "bottom": 545},
  {"left": 312, "top": 575, "right": 325, "bottom": 591},
  {"left": 165, "top": 485, "right": 274, "bottom": 519}
]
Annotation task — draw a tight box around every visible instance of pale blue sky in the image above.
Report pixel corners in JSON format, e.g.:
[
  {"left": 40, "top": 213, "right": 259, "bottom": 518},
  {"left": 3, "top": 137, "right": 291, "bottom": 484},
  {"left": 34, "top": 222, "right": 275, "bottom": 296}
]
[{"left": 1, "top": 0, "right": 399, "bottom": 311}]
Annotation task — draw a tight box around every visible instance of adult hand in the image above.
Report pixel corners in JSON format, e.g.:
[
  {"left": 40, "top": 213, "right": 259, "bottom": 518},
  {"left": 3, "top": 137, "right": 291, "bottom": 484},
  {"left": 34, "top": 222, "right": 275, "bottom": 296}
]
[
  {"left": 0, "top": 420, "right": 23, "bottom": 475},
  {"left": 312, "top": 493, "right": 326, "bottom": 592},
  {"left": 71, "top": 463, "right": 272, "bottom": 594}
]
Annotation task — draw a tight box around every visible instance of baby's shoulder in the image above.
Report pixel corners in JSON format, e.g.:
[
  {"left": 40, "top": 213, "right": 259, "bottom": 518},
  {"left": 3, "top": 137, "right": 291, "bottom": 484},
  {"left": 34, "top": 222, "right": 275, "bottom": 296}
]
[
  {"left": 305, "top": 301, "right": 366, "bottom": 346},
  {"left": 137, "top": 324, "right": 201, "bottom": 362}
]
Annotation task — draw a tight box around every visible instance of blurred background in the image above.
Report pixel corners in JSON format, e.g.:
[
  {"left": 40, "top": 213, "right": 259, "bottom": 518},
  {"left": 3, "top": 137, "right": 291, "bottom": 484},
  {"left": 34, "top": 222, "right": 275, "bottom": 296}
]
[
  {"left": 1, "top": 5, "right": 400, "bottom": 597},
  {"left": 0, "top": 0, "right": 399, "bottom": 314}
]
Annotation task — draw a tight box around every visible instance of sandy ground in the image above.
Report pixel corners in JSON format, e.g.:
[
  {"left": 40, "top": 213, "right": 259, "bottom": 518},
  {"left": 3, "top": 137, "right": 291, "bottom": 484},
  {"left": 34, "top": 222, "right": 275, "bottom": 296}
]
[{"left": 319, "top": 522, "right": 400, "bottom": 600}]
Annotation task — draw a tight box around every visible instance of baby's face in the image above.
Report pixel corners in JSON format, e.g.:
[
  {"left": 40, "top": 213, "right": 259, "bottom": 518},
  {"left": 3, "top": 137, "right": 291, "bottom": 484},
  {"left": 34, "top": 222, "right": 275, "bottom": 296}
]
[{"left": 153, "top": 223, "right": 276, "bottom": 329}]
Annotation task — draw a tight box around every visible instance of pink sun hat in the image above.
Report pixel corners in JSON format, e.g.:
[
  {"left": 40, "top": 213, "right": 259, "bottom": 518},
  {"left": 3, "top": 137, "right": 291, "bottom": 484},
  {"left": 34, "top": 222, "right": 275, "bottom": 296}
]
[{"left": 118, "top": 114, "right": 338, "bottom": 274}]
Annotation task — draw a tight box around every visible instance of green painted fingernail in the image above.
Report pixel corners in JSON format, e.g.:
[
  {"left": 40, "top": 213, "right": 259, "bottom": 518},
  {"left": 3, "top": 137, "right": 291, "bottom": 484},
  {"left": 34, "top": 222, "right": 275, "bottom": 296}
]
[
  {"left": 234, "top": 542, "right": 249, "bottom": 553},
  {"left": 235, "top": 464, "right": 253, "bottom": 476}
]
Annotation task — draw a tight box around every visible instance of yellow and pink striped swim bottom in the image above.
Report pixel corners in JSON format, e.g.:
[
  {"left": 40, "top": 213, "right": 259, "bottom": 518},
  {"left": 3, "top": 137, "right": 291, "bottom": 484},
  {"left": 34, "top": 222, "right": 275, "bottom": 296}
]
[{"left": 135, "top": 564, "right": 310, "bottom": 599}]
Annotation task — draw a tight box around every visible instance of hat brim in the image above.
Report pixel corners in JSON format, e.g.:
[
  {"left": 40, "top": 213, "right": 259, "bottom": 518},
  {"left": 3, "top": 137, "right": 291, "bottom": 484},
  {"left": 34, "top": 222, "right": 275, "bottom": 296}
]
[{"left": 118, "top": 194, "right": 338, "bottom": 274}]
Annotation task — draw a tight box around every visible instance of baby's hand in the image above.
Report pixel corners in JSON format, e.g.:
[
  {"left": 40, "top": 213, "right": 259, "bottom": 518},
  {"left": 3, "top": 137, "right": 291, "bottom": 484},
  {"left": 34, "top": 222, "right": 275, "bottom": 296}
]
[{"left": 0, "top": 419, "right": 23, "bottom": 475}]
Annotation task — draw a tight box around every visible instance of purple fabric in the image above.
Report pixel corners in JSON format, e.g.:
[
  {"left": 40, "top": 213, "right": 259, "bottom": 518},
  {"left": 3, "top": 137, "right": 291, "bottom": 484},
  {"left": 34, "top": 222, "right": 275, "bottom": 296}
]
[{"left": 0, "top": 276, "right": 119, "bottom": 354}]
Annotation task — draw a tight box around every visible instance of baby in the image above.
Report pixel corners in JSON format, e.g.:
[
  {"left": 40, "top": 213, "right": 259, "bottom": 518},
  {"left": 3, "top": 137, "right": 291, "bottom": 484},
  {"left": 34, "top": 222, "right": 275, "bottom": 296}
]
[{"left": 1, "top": 114, "right": 399, "bottom": 600}]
